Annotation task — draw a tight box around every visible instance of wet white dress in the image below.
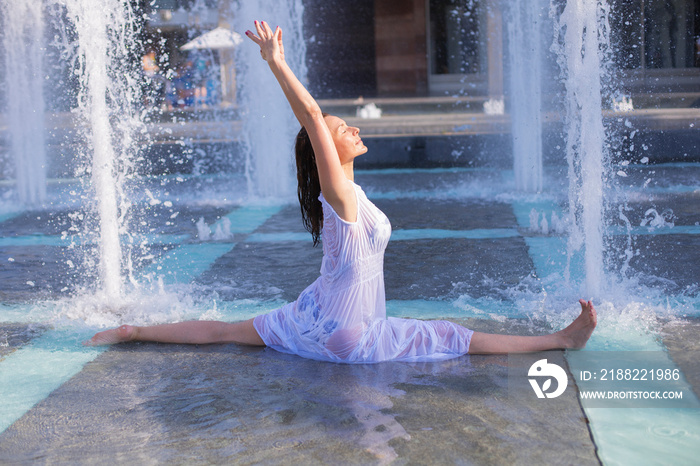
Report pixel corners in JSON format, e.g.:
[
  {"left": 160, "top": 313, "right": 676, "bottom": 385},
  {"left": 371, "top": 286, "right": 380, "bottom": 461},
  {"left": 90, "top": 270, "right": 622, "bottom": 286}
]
[{"left": 254, "top": 181, "right": 473, "bottom": 363}]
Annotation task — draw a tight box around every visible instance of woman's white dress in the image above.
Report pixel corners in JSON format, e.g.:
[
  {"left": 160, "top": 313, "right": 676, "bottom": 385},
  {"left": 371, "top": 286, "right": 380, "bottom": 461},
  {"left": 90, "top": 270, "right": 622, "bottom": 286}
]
[{"left": 254, "top": 181, "right": 473, "bottom": 363}]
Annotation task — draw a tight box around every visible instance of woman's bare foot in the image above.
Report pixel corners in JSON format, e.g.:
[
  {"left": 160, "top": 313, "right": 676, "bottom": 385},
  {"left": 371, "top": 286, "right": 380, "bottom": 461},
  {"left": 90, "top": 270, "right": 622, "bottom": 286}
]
[
  {"left": 559, "top": 299, "right": 598, "bottom": 349},
  {"left": 83, "top": 325, "right": 136, "bottom": 346}
]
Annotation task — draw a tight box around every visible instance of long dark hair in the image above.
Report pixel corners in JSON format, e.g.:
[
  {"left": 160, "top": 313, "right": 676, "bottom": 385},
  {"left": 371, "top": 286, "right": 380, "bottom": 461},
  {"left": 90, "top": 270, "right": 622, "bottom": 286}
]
[{"left": 295, "top": 114, "right": 328, "bottom": 246}]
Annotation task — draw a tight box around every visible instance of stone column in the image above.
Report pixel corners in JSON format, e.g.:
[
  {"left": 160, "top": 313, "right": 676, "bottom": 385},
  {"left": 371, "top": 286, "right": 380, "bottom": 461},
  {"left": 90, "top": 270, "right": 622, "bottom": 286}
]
[
  {"left": 486, "top": 0, "right": 504, "bottom": 99},
  {"left": 374, "top": 0, "right": 428, "bottom": 96},
  {"left": 218, "top": 0, "right": 236, "bottom": 106}
]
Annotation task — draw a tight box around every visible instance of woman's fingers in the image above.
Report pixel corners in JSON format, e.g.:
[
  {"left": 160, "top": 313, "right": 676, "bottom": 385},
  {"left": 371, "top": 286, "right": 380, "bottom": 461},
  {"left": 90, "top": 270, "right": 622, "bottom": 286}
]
[
  {"left": 245, "top": 29, "right": 261, "bottom": 44},
  {"left": 245, "top": 21, "right": 264, "bottom": 43},
  {"left": 254, "top": 20, "right": 265, "bottom": 38},
  {"left": 261, "top": 20, "right": 273, "bottom": 36},
  {"left": 256, "top": 20, "right": 274, "bottom": 40},
  {"left": 247, "top": 21, "right": 276, "bottom": 40}
]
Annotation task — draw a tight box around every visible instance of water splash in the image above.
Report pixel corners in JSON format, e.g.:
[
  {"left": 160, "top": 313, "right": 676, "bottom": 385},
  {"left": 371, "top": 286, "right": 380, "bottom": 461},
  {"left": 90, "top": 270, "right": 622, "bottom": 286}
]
[
  {"left": 507, "top": 0, "right": 546, "bottom": 193},
  {"left": 1, "top": 0, "right": 47, "bottom": 205},
  {"left": 552, "top": 0, "right": 612, "bottom": 297},
  {"left": 60, "top": 0, "right": 144, "bottom": 299},
  {"left": 232, "top": 0, "right": 306, "bottom": 199}
]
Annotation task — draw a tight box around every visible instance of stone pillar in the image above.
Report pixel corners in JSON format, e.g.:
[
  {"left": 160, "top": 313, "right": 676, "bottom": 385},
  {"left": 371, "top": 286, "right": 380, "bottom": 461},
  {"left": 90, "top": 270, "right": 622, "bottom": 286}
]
[
  {"left": 374, "top": 0, "right": 428, "bottom": 96},
  {"left": 218, "top": 0, "right": 236, "bottom": 106},
  {"left": 486, "top": 0, "right": 504, "bottom": 99}
]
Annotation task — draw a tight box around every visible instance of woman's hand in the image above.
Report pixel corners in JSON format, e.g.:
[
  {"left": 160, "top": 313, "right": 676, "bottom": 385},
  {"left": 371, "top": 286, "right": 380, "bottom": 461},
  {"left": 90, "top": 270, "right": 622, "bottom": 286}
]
[{"left": 245, "top": 20, "right": 285, "bottom": 64}]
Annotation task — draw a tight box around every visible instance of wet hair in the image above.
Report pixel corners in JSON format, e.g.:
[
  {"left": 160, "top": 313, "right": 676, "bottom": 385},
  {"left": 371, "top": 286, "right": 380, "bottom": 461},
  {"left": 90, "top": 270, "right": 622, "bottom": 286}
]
[{"left": 295, "top": 113, "right": 329, "bottom": 246}]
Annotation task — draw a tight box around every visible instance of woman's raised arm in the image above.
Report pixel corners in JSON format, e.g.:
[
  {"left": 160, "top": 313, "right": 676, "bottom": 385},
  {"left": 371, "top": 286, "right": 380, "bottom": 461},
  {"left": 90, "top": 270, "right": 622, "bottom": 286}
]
[{"left": 245, "top": 21, "right": 356, "bottom": 219}]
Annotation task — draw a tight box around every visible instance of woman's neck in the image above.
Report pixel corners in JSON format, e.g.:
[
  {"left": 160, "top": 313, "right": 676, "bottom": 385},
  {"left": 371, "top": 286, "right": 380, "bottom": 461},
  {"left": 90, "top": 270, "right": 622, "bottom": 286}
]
[{"left": 342, "top": 161, "right": 354, "bottom": 182}]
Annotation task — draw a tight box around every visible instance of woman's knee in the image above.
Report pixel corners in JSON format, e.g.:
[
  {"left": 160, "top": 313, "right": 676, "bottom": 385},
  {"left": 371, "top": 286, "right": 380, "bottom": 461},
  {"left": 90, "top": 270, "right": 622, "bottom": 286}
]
[
  {"left": 224, "top": 319, "right": 265, "bottom": 346},
  {"left": 325, "top": 327, "right": 361, "bottom": 359}
]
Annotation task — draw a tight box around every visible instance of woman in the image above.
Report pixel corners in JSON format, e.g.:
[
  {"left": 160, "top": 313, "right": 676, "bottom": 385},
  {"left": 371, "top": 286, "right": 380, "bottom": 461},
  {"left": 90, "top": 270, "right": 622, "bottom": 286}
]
[{"left": 87, "top": 21, "right": 597, "bottom": 362}]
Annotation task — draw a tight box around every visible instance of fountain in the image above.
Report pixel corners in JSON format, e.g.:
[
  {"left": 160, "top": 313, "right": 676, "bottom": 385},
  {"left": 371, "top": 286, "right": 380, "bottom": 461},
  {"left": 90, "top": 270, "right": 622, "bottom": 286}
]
[
  {"left": 1, "top": 0, "right": 47, "bottom": 206},
  {"left": 507, "top": 0, "right": 611, "bottom": 297},
  {"left": 233, "top": 0, "right": 305, "bottom": 199},
  {"left": 553, "top": 0, "right": 611, "bottom": 297},
  {"left": 1, "top": 0, "right": 305, "bottom": 301},
  {"left": 507, "top": 0, "right": 546, "bottom": 193},
  {"left": 59, "top": 0, "right": 145, "bottom": 300},
  {"left": 1, "top": 0, "right": 612, "bottom": 300}
]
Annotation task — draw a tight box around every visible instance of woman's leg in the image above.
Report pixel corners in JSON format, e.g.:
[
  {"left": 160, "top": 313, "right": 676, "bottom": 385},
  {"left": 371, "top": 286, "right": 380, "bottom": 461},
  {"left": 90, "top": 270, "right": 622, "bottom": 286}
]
[
  {"left": 468, "top": 299, "right": 597, "bottom": 354},
  {"left": 85, "top": 318, "right": 265, "bottom": 347}
]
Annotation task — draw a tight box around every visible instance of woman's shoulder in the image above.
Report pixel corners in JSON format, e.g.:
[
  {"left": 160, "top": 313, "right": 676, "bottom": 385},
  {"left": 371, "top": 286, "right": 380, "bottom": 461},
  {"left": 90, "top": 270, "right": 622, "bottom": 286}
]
[{"left": 319, "top": 181, "right": 360, "bottom": 225}]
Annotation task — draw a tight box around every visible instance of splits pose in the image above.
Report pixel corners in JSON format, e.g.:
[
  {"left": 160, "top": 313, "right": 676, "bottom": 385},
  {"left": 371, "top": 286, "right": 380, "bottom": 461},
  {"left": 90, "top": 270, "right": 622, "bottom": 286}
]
[{"left": 87, "top": 21, "right": 597, "bottom": 362}]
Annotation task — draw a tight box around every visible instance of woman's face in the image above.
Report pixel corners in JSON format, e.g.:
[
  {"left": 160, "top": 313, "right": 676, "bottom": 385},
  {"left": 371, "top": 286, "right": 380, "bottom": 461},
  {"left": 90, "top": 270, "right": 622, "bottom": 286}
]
[{"left": 324, "top": 115, "right": 367, "bottom": 164}]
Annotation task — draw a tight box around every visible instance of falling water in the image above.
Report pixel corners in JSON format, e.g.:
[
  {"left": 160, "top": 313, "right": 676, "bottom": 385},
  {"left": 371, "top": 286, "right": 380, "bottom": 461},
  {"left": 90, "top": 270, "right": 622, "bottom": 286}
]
[
  {"left": 232, "top": 0, "right": 306, "bottom": 199},
  {"left": 553, "top": 0, "right": 612, "bottom": 297},
  {"left": 3, "top": 0, "right": 305, "bottom": 302},
  {"left": 507, "top": 0, "right": 545, "bottom": 193},
  {"left": 1, "top": 0, "right": 47, "bottom": 205},
  {"left": 60, "top": 0, "right": 143, "bottom": 299}
]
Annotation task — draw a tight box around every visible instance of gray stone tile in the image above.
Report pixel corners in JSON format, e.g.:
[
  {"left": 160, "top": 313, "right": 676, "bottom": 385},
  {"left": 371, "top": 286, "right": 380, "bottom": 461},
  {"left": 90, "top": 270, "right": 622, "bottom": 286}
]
[
  {"left": 254, "top": 204, "right": 312, "bottom": 234},
  {"left": 196, "top": 241, "right": 324, "bottom": 302},
  {"left": 607, "top": 234, "right": 700, "bottom": 294},
  {"left": 374, "top": 198, "right": 518, "bottom": 230},
  {"left": 0, "top": 340, "right": 597, "bottom": 465},
  {"left": 385, "top": 238, "right": 536, "bottom": 300}
]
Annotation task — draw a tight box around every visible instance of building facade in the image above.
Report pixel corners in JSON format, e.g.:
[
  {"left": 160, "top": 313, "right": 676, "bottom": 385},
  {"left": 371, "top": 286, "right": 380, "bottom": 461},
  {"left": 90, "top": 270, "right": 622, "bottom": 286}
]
[
  {"left": 331, "top": 0, "right": 700, "bottom": 99},
  {"left": 145, "top": 0, "right": 700, "bottom": 102}
]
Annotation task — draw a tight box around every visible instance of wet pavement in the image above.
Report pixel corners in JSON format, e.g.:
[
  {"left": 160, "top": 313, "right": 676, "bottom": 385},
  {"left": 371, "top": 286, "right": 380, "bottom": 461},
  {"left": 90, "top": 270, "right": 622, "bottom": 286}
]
[
  {"left": 0, "top": 342, "right": 598, "bottom": 465},
  {"left": 0, "top": 167, "right": 698, "bottom": 464}
]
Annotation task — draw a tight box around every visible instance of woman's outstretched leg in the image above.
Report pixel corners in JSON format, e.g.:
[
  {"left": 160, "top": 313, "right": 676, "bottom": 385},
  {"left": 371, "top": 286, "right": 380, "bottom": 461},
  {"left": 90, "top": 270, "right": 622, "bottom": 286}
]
[
  {"left": 468, "top": 299, "right": 597, "bottom": 354},
  {"left": 85, "top": 318, "right": 265, "bottom": 347}
]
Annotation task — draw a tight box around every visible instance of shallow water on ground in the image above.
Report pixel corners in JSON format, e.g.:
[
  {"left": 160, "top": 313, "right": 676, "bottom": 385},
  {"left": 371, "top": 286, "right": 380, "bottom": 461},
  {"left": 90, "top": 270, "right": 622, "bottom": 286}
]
[{"left": 0, "top": 166, "right": 699, "bottom": 463}]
